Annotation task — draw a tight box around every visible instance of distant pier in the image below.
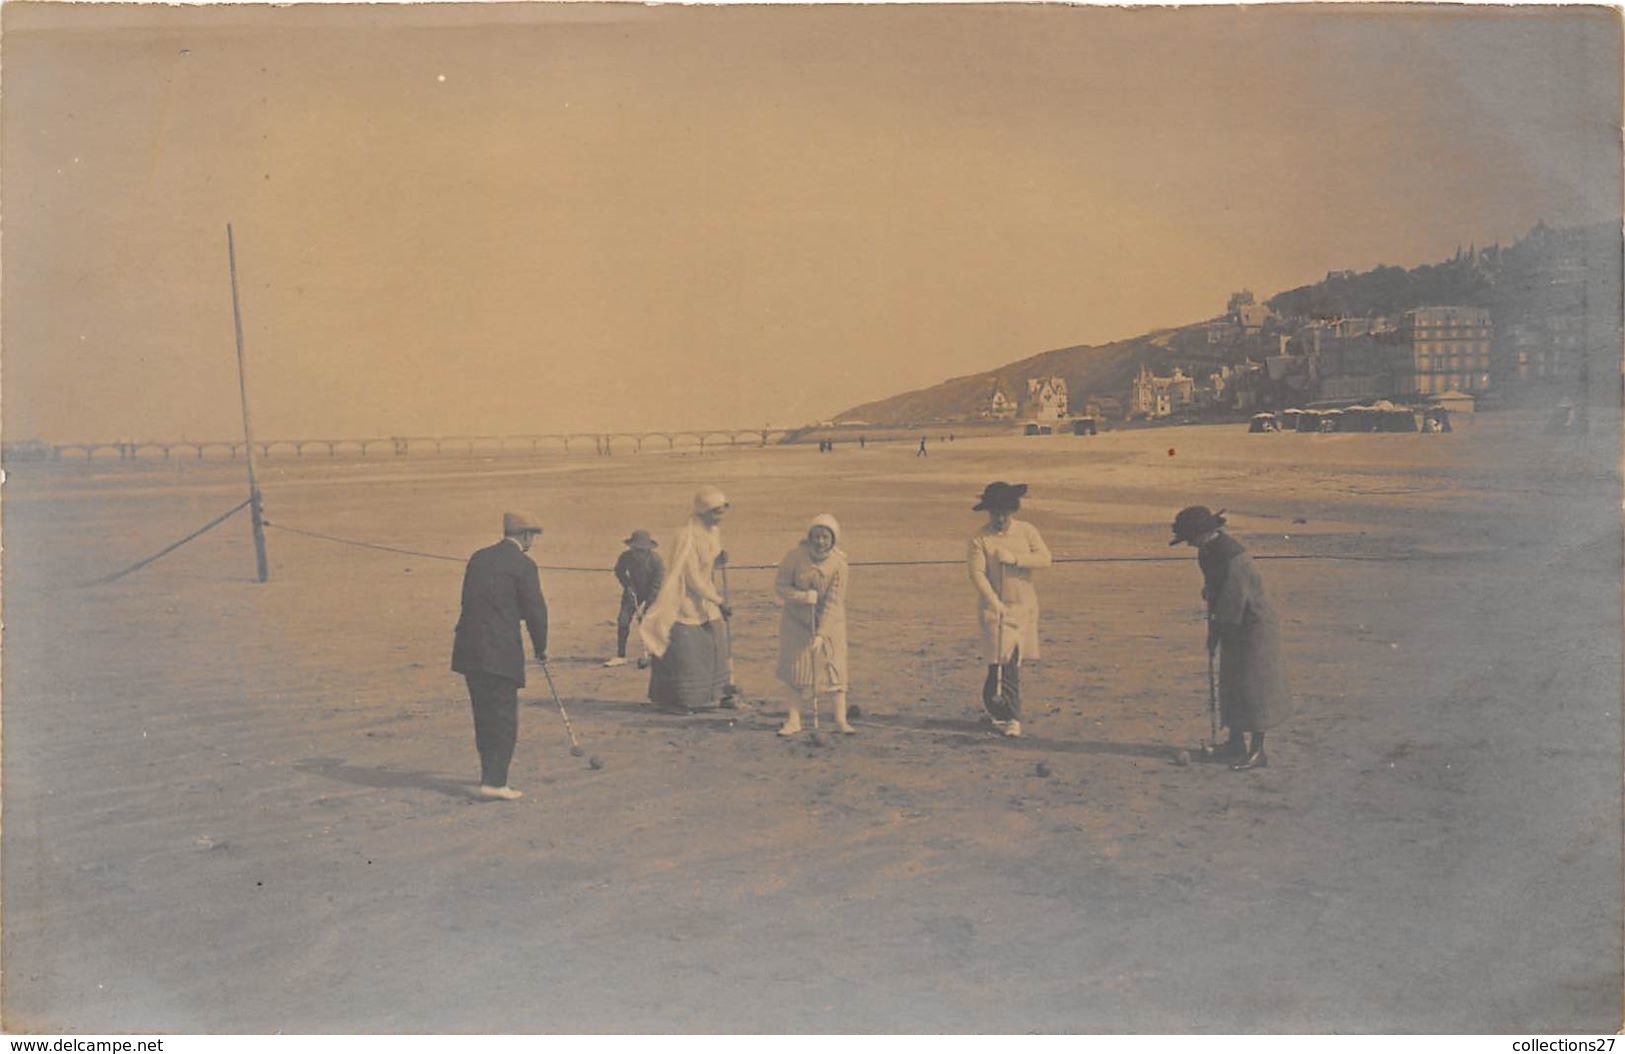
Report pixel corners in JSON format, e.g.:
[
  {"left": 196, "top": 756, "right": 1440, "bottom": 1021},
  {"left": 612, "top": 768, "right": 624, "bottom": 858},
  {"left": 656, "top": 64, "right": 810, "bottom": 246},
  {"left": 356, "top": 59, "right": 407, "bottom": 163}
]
[{"left": 5, "top": 429, "right": 797, "bottom": 463}]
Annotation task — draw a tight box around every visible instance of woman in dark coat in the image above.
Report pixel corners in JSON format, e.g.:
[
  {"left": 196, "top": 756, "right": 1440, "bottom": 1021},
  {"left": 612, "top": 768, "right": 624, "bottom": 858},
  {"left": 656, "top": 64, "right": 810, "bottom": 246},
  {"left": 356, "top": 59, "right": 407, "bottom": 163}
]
[{"left": 1170, "top": 506, "right": 1291, "bottom": 770}]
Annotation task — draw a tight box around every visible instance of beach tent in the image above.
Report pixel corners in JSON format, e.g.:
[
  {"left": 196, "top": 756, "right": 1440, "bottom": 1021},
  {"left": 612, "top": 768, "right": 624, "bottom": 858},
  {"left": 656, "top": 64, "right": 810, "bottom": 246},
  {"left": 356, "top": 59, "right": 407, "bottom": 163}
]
[
  {"left": 1317, "top": 409, "right": 1344, "bottom": 433},
  {"left": 1340, "top": 406, "right": 1377, "bottom": 432},
  {"left": 1296, "top": 409, "right": 1321, "bottom": 432},
  {"left": 1248, "top": 412, "right": 1278, "bottom": 433},
  {"left": 1434, "top": 390, "right": 1476, "bottom": 415},
  {"left": 1379, "top": 408, "right": 1419, "bottom": 432},
  {"left": 1071, "top": 417, "right": 1099, "bottom": 436}
]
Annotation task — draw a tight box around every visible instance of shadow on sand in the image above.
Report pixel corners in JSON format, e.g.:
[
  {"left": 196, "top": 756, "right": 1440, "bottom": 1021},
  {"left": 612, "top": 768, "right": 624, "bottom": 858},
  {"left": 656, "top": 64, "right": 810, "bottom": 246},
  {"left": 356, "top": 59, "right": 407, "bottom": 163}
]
[
  {"left": 512, "top": 697, "right": 1187, "bottom": 759},
  {"left": 293, "top": 757, "right": 475, "bottom": 798},
  {"left": 861, "top": 714, "right": 1182, "bottom": 760}
]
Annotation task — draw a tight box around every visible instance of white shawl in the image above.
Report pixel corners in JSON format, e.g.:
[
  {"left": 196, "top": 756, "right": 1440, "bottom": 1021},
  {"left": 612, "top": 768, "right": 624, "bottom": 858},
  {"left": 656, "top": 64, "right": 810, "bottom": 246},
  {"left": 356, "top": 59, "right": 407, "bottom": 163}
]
[{"left": 638, "top": 515, "right": 725, "bottom": 658}]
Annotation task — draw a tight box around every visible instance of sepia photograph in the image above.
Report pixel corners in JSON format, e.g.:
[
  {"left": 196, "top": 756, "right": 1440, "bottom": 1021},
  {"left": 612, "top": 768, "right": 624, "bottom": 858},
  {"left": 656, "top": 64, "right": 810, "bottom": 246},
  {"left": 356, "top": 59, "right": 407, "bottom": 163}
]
[{"left": 2, "top": 0, "right": 1621, "bottom": 1035}]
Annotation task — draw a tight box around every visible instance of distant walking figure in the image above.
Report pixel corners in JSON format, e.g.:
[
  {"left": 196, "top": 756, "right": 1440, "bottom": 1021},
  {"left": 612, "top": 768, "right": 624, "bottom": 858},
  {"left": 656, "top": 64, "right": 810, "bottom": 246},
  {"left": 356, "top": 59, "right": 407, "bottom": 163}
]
[
  {"left": 774, "top": 514, "right": 853, "bottom": 736},
  {"left": 451, "top": 512, "right": 549, "bottom": 801},
  {"left": 1169, "top": 506, "right": 1292, "bottom": 770},
  {"left": 605, "top": 529, "right": 664, "bottom": 668},
  {"left": 917, "top": 437, "right": 928, "bottom": 457},
  {"left": 968, "top": 482, "right": 1051, "bottom": 737},
  {"left": 640, "top": 487, "right": 733, "bottom": 714}
]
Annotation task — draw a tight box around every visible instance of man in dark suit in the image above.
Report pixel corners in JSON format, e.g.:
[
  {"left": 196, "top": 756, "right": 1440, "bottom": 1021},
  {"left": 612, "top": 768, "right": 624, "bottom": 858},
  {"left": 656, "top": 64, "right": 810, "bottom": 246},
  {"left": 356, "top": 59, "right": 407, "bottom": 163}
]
[{"left": 452, "top": 511, "right": 549, "bottom": 800}]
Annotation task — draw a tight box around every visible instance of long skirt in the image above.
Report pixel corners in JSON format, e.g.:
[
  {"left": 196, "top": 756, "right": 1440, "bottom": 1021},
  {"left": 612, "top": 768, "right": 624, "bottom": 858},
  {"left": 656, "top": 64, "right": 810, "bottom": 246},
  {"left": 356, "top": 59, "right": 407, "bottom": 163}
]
[
  {"left": 1218, "top": 619, "right": 1292, "bottom": 733},
  {"left": 648, "top": 620, "right": 727, "bottom": 708}
]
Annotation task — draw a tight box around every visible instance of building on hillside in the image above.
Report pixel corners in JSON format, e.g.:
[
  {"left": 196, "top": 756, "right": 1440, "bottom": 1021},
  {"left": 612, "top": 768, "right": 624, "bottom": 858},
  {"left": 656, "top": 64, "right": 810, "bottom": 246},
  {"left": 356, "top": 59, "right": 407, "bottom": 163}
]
[
  {"left": 1236, "top": 302, "right": 1272, "bottom": 334},
  {"left": 1496, "top": 223, "right": 1619, "bottom": 388},
  {"left": 979, "top": 379, "right": 1017, "bottom": 420},
  {"left": 1025, "top": 377, "right": 1070, "bottom": 421},
  {"left": 1130, "top": 365, "right": 1197, "bottom": 419},
  {"left": 1220, "top": 361, "right": 1270, "bottom": 411},
  {"left": 1296, "top": 317, "right": 1379, "bottom": 355},
  {"left": 1225, "top": 289, "right": 1272, "bottom": 334},
  {"left": 1393, "top": 306, "right": 1492, "bottom": 396},
  {"left": 1177, "top": 319, "right": 1238, "bottom": 356},
  {"left": 1264, "top": 354, "right": 1318, "bottom": 406},
  {"left": 1318, "top": 373, "right": 1393, "bottom": 402},
  {"left": 1507, "top": 317, "right": 1584, "bottom": 382}
]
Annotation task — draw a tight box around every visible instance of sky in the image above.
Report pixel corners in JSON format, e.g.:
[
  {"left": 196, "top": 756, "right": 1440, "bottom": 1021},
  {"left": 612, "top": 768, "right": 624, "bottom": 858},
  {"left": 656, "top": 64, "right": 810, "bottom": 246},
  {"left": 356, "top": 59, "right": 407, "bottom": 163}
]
[{"left": 3, "top": 2, "right": 1620, "bottom": 441}]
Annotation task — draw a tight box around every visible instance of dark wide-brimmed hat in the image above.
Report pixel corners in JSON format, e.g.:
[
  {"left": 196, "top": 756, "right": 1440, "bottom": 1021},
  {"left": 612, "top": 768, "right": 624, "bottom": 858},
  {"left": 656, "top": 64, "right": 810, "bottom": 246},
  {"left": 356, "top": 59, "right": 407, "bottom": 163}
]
[
  {"left": 624, "top": 529, "right": 658, "bottom": 550},
  {"left": 973, "top": 481, "right": 1028, "bottom": 512},
  {"left": 1169, "top": 505, "right": 1226, "bottom": 546}
]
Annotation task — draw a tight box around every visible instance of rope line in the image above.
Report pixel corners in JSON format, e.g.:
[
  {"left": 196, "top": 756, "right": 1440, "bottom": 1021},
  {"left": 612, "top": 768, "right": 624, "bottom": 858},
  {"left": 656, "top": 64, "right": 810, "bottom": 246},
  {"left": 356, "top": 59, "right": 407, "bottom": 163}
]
[
  {"left": 263, "top": 518, "right": 1486, "bottom": 572},
  {"left": 78, "top": 498, "right": 253, "bottom": 587},
  {"left": 263, "top": 521, "right": 464, "bottom": 563}
]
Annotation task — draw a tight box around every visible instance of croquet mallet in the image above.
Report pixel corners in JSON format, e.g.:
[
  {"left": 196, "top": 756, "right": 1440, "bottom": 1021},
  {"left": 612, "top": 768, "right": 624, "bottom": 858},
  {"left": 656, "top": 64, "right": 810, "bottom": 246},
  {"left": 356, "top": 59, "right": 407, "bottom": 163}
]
[
  {"left": 719, "top": 561, "right": 741, "bottom": 701},
  {"left": 539, "top": 660, "right": 585, "bottom": 758},
  {"left": 1202, "top": 618, "right": 1219, "bottom": 757}
]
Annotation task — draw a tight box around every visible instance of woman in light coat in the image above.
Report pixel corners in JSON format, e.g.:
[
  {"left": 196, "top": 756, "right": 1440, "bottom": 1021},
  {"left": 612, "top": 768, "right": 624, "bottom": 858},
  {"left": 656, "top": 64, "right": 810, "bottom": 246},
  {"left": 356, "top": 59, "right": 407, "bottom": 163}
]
[
  {"left": 774, "top": 514, "right": 853, "bottom": 736},
  {"left": 1169, "top": 505, "right": 1292, "bottom": 770},
  {"left": 968, "top": 481, "right": 1051, "bottom": 737},
  {"left": 640, "top": 487, "right": 733, "bottom": 714}
]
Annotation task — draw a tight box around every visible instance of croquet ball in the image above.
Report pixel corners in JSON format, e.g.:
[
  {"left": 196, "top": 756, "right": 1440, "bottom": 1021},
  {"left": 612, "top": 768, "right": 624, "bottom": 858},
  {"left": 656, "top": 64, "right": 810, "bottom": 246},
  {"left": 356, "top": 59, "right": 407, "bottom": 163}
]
[
  {"left": 570, "top": 746, "right": 585, "bottom": 757},
  {"left": 589, "top": 756, "right": 604, "bottom": 770},
  {"left": 1035, "top": 762, "right": 1052, "bottom": 778},
  {"left": 847, "top": 703, "right": 863, "bottom": 719},
  {"left": 1175, "top": 750, "right": 1192, "bottom": 767}
]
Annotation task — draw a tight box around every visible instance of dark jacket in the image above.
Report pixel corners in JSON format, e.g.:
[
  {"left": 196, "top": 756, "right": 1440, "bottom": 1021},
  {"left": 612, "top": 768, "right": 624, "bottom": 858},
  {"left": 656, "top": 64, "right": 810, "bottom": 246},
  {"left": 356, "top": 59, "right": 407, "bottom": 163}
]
[
  {"left": 1200, "top": 532, "right": 1291, "bottom": 732},
  {"left": 614, "top": 548, "right": 665, "bottom": 605},
  {"left": 451, "top": 539, "right": 548, "bottom": 685}
]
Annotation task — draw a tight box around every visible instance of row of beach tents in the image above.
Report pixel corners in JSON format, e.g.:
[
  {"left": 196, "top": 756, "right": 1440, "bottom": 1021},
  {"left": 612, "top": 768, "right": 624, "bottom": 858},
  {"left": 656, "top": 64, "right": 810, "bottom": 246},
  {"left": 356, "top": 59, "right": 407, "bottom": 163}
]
[{"left": 1249, "top": 402, "right": 1453, "bottom": 433}]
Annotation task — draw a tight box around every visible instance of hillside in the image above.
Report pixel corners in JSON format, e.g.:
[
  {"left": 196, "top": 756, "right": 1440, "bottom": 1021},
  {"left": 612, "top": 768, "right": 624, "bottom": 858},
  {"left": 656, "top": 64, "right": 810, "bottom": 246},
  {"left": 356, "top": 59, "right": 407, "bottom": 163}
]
[
  {"left": 832, "top": 220, "right": 1620, "bottom": 425},
  {"left": 834, "top": 328, "right": 1194, "bottom": 426}
]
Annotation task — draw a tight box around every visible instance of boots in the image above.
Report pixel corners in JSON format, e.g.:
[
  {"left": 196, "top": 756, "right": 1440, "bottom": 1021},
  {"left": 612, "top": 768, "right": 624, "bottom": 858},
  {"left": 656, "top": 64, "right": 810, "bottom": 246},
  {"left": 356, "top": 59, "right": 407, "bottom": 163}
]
[{"left": 1231, "top": 732, "right": 1268, "bottom": 770}]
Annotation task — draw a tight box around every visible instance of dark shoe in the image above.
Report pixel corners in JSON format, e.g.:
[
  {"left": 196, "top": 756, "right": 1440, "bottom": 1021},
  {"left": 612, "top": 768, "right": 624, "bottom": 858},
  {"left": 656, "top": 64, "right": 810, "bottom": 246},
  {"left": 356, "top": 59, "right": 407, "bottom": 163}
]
[{"left": 1231, "top": 749, "right": 1269, "bottom": 771}]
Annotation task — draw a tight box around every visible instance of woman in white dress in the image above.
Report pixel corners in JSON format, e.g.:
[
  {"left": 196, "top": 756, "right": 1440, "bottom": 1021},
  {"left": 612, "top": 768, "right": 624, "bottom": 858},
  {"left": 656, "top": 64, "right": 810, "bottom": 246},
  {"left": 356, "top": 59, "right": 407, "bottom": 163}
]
[
  {"left": 639, "top": 487, "right": 733, "bottom": 714},
  {"left": 773, "top": 514, "right": 853, "bottom": 736}
]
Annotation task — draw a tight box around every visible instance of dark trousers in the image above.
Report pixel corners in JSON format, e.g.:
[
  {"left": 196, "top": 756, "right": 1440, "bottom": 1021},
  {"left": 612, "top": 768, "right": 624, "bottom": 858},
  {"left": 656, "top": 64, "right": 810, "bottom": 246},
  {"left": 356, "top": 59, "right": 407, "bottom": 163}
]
[
  {"left": 464, "top": 671, "right": 519, "bottom": 787},
  {"left": 615, "top": 593, "right": 642, "bottom": 657},
  {"left": 981, "top": 648, "right": 1021, "bottom": 722}
]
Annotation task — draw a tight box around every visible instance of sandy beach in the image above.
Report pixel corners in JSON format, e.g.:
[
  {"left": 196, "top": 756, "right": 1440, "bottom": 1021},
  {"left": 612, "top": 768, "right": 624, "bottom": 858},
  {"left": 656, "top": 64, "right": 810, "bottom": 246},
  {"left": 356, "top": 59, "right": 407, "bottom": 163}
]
[{"left": 3, "top": 412, "right": 1620, "bottom": 1033}]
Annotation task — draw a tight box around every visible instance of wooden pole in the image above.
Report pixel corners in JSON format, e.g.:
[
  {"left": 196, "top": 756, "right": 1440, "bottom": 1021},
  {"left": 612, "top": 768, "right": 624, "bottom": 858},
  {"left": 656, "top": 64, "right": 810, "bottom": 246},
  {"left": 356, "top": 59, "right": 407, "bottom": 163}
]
[{"left": 227, "top": 223, "right": 270, "bottom": 582}]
